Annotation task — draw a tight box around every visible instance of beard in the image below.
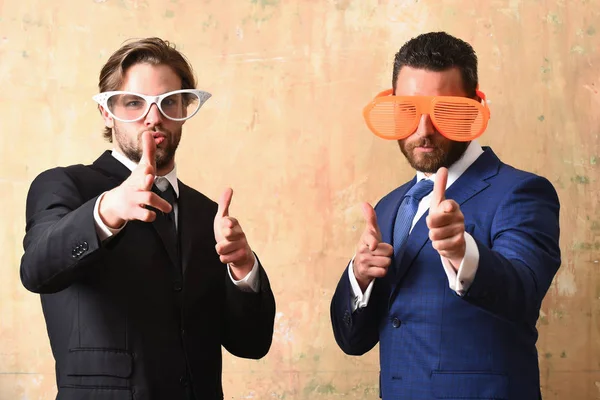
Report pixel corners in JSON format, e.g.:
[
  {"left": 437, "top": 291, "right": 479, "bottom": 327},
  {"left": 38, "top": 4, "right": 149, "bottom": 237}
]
[
  {"left": 114, "top": 125, "right": 182, "bottom": 171},
  {"left": 398, "top": 134, "right": 469, "bottom": 173}
]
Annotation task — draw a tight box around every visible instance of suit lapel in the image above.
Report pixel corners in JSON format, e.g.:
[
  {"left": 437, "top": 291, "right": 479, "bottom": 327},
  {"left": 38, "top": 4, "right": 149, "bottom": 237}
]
[
  {"left": 377, "top": 179, "right": 415, "bottom": 284},
  {"left": 91, "top": 150, "right": 132, "bottom": 184},
  {"left": 177, "top": 182, "right": 216, "bottom": 275},
  {"left": 390, "top": 148, "right": 501, "bottom": 288}
]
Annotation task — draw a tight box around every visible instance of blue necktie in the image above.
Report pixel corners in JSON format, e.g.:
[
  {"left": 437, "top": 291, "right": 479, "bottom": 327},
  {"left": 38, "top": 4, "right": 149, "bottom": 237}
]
[{"left": 392, "top": 179, "right": 435, "bottom": 260}]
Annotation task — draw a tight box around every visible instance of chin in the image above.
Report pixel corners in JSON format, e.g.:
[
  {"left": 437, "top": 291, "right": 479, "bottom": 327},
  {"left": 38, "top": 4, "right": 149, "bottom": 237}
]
[{"left": 410, "top": 157, "right": 442, "bottom": 173}]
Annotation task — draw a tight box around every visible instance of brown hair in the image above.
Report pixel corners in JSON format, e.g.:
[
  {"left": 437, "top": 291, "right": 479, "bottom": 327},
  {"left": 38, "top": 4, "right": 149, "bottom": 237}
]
[{"left": 98, "top": 37, "right": 197, "bottom": 142}]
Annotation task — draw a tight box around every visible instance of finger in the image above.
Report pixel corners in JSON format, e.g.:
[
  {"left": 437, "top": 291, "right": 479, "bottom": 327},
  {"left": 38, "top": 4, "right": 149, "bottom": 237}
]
[
  {"left": 361, "top": 231, "right": 380, "bottom": 252},
  {"left": 426, "top": 208, "right": 464, "bottom": 229},
  {"left": 370, "top": 242, "right": 394, "bottom": 257},
  {"left": 430, "top": 167, "right": 448, "bottom": 210},
  {"left": 140, "top": 131, "right": 157, "bottom": 172},
  {"left": 133, "top": 207, "right": 156, "bottom": 223},
  {"left": 361, "top": 255, "right": 393, "bottom": 269},
  {"left": 220, "top": 216, "right": 239, "bottom": 230},
  {"left": 135, "top": 192, "right": 172, "bottom": 214},
  {"left": 218, "top": 247, "right": 249, "bottom": 265},
  {"left": 362, "top": 202, "right": 380, "bottom": 234},
  {"left": 219, "top": 225, "right": 245, "bottom": 241},
  {"left": 139, "top": 173, "right": 154, "bottom": 191},
  {"left": 428, "top": 224, "right": 464, "bottom": 242},
  {"left": 360, "top": 265, "right": 389, "bottom": 280},
  {"left": 431, "top": 235, "right": 465, "bottom": 253},
  {"left": 217, "top": 188, "right": 233, "bottom": 218},
  {"left": 440, "top": 199, "right": 458, "bottom": 214},
  {"left": 215, "top": 240, "right": 246, "bottom": 256}
]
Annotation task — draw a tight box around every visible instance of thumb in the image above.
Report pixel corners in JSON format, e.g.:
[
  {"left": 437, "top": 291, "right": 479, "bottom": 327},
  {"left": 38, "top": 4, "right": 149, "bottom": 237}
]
[
  {"left": 431, "top": 167, "right": 448, "bottom": 210},
  {"left": 217, "top": 188, "right": 233, "bottom": 218},
  {"left": 140, "top": 131, "right": 156, "bottom": 171},
  {"left": 362, "top": 202, "right": 380, "bottom": 235}
]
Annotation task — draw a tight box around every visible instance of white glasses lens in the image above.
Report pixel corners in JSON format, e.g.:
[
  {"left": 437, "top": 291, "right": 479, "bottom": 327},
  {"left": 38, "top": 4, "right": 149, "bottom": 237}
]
[
  {"left": 160, "top": 91, "right": 201, "bottom": 120},
  {"left": 107, "top": 93, "right": 148, "bottom": 121}
]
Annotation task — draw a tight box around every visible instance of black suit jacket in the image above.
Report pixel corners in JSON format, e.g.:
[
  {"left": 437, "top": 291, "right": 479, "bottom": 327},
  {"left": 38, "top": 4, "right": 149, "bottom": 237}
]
[{"left": 20, "top": 151, "right": 276, "bottom": 400}]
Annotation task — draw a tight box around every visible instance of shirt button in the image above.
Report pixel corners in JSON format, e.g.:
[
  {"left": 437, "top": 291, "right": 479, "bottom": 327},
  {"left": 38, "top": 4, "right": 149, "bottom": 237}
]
[{"left": 392, "top": 318, "right": 401, "bottom": 328}]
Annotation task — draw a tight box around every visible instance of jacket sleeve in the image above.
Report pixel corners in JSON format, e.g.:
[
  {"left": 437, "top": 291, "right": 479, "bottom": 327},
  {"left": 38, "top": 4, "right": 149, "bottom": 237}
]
[
  {"left": 20, "top": 168, "right": 106, "bottom": 294},
  {"left": 462, "top": 175, "right": 561, "bottom": 324},
  {"left": 330, "top": 263, "right": 385, "bottom": 356},
  {"left": 221, "top": 254, "right": 276, "bottom": 359}
]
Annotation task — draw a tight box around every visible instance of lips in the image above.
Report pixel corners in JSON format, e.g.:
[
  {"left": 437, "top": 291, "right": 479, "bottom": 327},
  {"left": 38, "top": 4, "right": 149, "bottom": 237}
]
[
  {"left": 151, "top": 132, "right": 166, "bottom": 145},
  {"left": 415, "top": 146, "right": 435, "bottom": 152}
]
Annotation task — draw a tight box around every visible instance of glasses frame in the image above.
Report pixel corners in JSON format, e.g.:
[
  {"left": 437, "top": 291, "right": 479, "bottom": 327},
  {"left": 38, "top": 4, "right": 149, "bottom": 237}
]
[
  {"left": 363, "top": 88, "right": 491, "bottom": 141},
  {"left": 92, "top": 89, "right": 212, "bottom": 123}
]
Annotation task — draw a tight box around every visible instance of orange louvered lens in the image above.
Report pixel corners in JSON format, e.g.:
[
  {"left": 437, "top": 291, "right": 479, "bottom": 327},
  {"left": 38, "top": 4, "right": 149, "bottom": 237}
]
[{"left": 363, "top": 89, "right": 490, "bottom": 142}]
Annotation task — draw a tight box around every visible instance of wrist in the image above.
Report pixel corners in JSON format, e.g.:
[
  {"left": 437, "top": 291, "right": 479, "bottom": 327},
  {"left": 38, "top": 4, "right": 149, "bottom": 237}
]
[
  {"left": 229, "top": 251, "right": 255, "bottom": 279},
  {"left": 353, "top": 265, "right": 372, "bottom": 293},
  {"left": 98, "top": 191, "right": 125, "bottom": 229},
  {"left": 448, "top": 243, "right": 467, "bottom": 271}
]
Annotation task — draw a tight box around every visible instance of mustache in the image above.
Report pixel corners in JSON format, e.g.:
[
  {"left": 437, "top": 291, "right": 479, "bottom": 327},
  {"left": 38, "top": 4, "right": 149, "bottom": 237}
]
[{"left": 406, "top": 139, "right": 440, "bottom": 150}]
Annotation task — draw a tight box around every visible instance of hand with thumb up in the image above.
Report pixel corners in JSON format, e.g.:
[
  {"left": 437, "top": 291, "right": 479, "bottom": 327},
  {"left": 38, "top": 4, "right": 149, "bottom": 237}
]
[
  {"left": 352, "top": 203, "right": 394, "bottom": 292},
  {"left": 214, "top": 188, "right": 256, "bottom": 279},
  {"left": 426, "top": 167, "right": 466, "bottom": 270}
]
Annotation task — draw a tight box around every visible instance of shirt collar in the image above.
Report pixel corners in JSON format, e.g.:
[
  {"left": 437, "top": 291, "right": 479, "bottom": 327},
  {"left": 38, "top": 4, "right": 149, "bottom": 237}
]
[
  {"left": 110, "top": 149, "right": 180, "bottom": 198},
  {"left": 415, "top": 139, "right": 484, "bottom": 189}
]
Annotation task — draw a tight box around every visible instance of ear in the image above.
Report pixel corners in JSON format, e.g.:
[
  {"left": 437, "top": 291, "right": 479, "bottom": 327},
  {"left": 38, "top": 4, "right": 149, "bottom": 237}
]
[
  {"left": 473, "top": 84, "right": 483, "bottom": 103},
  {"left": 98, "top": 105, "right": 114, "bottom": 129}
]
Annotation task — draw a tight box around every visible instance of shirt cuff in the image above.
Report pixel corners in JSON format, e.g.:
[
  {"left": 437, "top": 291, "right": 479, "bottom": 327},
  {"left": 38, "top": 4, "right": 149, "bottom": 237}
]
[
  {"left": 440, "top": 232, "right": 480, "bottom": 296},
  {"left": 348, "top": 257, "right": 375, "bottom": 312},
  {"left": 228, "top": 253, "right": 260, "bottom": 293},
  {"left": 94, "top": 192, "right": 126, "bottom": 242}
]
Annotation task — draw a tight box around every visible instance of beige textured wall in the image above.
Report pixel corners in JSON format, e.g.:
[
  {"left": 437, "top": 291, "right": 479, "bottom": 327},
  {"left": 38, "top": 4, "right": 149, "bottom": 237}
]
[{"left": 1, "top": 0, "right": 599, "bottom": 398}]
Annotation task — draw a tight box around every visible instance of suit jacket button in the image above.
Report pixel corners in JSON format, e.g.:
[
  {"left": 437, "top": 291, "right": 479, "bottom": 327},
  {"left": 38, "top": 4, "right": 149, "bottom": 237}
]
[
  {"left": 179, "top": 376, "right": 188, "bottom": 387},
  {"left": 392, "top": 318, "right": 401, "bottom": 328},
  {"left": 343, "top": 311, "right": 352, "bottom": 326},
  {"left": 173, "top": 282, "right": 182, "bottom": 292}
]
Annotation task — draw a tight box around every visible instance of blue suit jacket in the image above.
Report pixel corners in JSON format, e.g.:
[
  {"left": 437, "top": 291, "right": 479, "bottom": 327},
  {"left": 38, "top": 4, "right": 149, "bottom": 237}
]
[{"left": 330, "top": 147, "right": 560, "bottom": 400}]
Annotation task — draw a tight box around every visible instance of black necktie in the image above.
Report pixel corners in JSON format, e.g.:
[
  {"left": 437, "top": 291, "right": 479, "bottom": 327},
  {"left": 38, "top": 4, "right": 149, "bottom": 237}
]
[
  {"left": 153, "top": 177, "right": 180, "bottom": 271},
  {"left": 156, "top": 177, "right": 177, "bottom": 232}
]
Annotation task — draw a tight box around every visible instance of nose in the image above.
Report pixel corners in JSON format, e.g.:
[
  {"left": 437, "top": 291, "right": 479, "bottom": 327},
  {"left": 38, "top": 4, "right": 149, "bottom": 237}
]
[
  {"left": 144, "top": 103, "right": 163, "bottom": 127},
  {"left": 414, "top": 114, "right": 436, "bottom": 138}
]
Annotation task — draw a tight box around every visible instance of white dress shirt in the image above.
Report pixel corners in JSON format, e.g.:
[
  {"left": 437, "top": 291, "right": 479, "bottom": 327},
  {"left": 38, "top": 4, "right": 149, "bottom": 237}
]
[
  {"left": 92, "top": 149, "right": 260, "bottom": 293},
  {"left": 349, "top": 140, "right": 484, "bottom": 311}
]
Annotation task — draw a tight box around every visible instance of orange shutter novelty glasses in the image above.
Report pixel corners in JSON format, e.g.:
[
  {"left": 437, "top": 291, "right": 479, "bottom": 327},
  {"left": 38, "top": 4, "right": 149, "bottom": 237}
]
[{"left": 363, "top": 89, "right": 491, "bottom": 142}]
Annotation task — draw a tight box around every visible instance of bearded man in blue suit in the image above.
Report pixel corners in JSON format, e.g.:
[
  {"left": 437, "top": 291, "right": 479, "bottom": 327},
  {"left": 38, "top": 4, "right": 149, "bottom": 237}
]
[{"left": 330, "top": 31, "right": 560, "bottom": 400}]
